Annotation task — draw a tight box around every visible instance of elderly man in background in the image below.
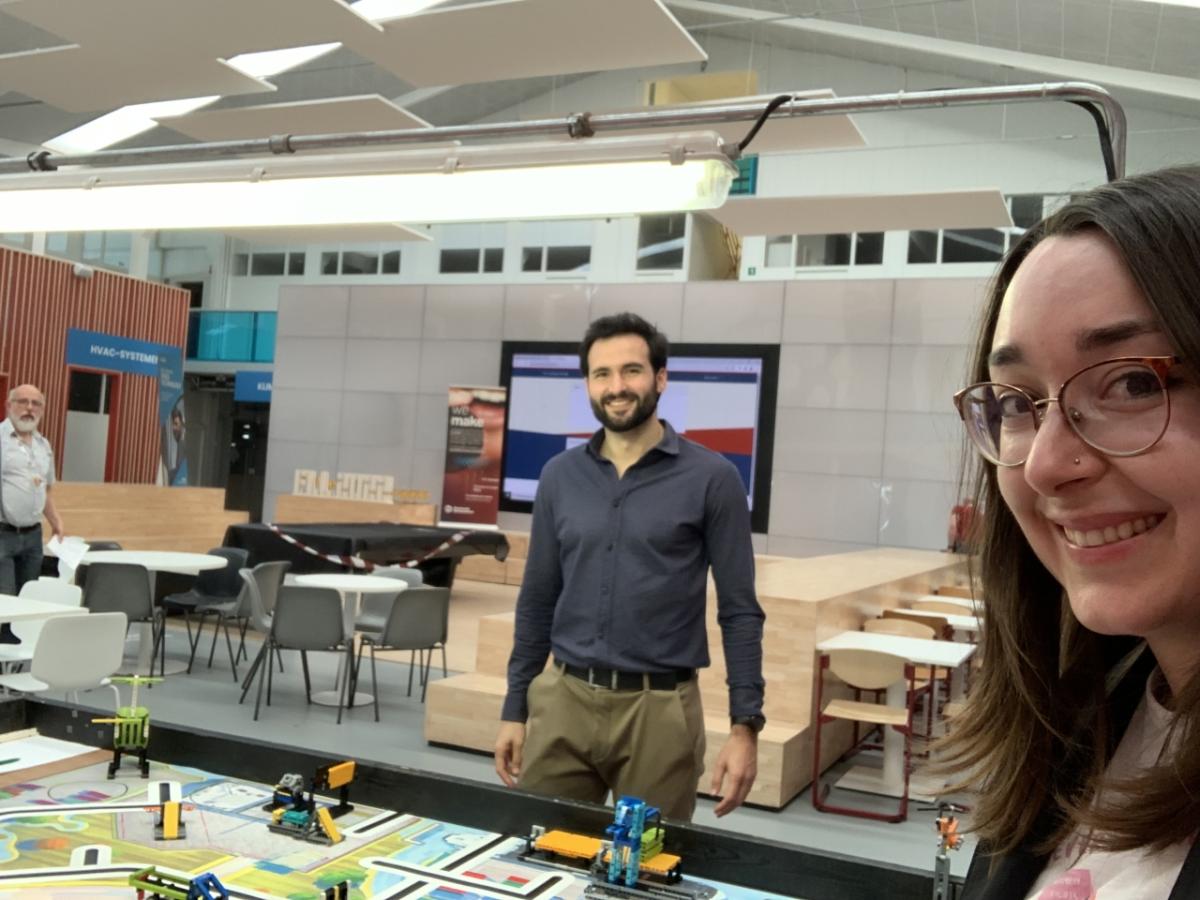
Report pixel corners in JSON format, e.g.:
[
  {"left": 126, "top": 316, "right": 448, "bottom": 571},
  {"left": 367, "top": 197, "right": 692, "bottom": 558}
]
[{"left": 0, "top": 384, "right": 64, "bottom": 642}]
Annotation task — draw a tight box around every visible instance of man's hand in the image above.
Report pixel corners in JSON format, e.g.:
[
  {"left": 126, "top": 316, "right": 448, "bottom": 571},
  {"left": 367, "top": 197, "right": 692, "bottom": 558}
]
[
  {"left": 50, "top": 518, "right": 65, "bottom": 541},
  {"left": 710, "top": 727, "right": 758, "bottom": 816},
  {"left": 494, "top": 721, "right": 526, "bottom": 788}
]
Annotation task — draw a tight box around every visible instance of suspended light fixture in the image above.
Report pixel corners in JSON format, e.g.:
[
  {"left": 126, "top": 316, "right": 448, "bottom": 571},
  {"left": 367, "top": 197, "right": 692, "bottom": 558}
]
[{"left": 0, "top": 132, "right": 736, "bottom": 232}]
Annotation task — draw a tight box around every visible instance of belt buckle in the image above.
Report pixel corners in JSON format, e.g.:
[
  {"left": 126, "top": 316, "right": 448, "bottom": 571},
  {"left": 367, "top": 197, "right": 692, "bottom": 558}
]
[{"left": 585, "top": 667, "right": 618, "bottom": 690}]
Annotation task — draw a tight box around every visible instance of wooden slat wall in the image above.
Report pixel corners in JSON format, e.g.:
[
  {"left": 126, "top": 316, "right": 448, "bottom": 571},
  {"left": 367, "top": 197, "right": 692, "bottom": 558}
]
[{"left": 0, "top": 247, "right": 190, "bottom": 483}]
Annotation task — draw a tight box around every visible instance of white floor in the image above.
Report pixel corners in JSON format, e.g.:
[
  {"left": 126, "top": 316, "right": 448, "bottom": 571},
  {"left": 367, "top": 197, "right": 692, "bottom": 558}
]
[{"left": 45, "top": 622, "right": 978, "bottom": 883}]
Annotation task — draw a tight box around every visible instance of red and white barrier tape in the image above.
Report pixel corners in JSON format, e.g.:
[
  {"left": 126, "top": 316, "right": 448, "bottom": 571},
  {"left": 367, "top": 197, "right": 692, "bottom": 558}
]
[{"left": 263, "top": 524, "right": 469, "bottom": 572}]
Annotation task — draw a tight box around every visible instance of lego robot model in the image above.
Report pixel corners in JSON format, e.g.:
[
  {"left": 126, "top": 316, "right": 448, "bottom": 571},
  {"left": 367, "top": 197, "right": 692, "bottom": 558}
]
[
  {"left": 932, "top": 803, "right": 966, "bottom": 900},
  {"left": 91, "top": 674, "right": 162, "bottom": 779},
  {"left": 605, "top": 797, "right": 665, "bottom": 888},
  {"left": 522, "top": 796, "right": 710, "bottom": 899},
  {"left": 129, "top": 866, "right": 228, "bottom": 900},
  {"left": 265, "top": 760, "right": 356, "bottom": 846}
]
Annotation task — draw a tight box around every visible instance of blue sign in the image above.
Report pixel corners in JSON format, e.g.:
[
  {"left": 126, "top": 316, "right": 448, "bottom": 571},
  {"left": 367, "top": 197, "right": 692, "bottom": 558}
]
[
  {"left": 65, "top": 328, "right": 176, "bottom": 378},
  {"left": 235, "top": 370, "right": 273, "bottom": 403}
]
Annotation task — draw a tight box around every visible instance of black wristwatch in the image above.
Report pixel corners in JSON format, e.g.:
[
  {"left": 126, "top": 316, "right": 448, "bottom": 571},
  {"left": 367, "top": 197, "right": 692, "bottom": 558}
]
[{"left": 731, "top": 714, "right": 766, "bottom": 734}]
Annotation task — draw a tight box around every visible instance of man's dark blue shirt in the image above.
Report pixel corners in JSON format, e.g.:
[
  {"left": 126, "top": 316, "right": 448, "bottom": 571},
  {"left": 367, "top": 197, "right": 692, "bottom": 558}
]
[{"left": 501, "top": 420, "right": 765, "bottom": 722}]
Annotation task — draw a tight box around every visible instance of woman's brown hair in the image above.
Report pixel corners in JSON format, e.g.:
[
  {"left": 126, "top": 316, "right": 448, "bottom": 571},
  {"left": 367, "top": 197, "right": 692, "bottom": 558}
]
[{"left": 937, "top": 166, "right": 1200, "bottom": 856}]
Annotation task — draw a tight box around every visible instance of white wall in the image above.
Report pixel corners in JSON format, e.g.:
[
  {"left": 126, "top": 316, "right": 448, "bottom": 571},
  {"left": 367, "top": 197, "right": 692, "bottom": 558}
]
[{"left": 266, "top": 276, "right": 988, "bottom": 557}]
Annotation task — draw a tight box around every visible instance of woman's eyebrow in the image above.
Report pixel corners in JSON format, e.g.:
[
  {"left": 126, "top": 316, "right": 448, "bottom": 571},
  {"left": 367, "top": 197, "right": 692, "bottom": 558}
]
[{"left": 987, "top": 319, "right": 1163, "bottom": 368}]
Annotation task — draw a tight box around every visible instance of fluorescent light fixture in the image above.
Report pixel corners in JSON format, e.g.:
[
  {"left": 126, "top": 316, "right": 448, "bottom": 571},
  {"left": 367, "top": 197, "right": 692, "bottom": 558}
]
[{"left": 0, "top": 133, "right": 736, "bottom": 232}]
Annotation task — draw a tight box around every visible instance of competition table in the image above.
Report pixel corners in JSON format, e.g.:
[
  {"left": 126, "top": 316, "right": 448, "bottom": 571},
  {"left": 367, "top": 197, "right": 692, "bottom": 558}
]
[
  {"left": 816, "top": 630, "right": 976, "bottom": 802},
  {"left": 5, "top": 696, "right": 957, "bottom": 900},
  {"left": 223, "top": 522, "right": 509, "bottom": 586},
  {"left": 79, "top": 550, "right": 227, "bottom": 676}
]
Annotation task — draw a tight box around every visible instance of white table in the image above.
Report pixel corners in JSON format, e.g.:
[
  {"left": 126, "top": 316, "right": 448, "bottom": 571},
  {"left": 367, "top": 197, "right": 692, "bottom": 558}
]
[
  {"left": 0, "top": 594, "right": 83, "bottom": 621},
  {"left": 817, "top": 630, "right": 976, "bottom": 802},
  {"left": 293, "top": 573, "right": 406, "bottom": 707},
  {"left": 900, "top": 607, "right": 982, "bottom": 636},
  {"left": 80, "top": 550, "right": 227, "bottom": 676},
  {"left": 915, "top": 594, "right": 982, "bottom": 614},
  {"left": 0, "top": 595, "right": 89, "bottom": 674}
]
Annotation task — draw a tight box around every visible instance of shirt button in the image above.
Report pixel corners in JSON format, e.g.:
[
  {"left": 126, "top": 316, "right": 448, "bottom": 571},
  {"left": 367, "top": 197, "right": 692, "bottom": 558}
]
[
  {"left": 612, "top": 499, "right": 620, "bottom": 507},
  {"left": 607, "top": 543, "right": 613, "bottom": 551}
]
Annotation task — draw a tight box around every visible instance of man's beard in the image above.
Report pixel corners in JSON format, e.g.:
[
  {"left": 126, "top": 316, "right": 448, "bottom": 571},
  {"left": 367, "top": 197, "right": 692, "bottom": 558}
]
[
  {"left": 590, "top": 389, "right": 659, "bottom": 433},
  {"left": 12, "top": 415, "right": 37, "bottom": 434}
]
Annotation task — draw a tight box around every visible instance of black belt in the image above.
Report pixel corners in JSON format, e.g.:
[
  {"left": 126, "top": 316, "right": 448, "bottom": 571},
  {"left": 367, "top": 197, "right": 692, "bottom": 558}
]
[
  {"left": 557, "top": 659, "right": 694, "bottom": 691},
  {"left": 0, "top": 522, "right": 40, "bottom": 534}
]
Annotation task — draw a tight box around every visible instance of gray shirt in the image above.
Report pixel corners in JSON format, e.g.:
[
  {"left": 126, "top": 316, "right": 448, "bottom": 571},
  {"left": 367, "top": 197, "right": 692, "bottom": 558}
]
[
  {"left": 0, "top": 418, "right": 54, "bottom": 527},
  {"left": 502, "top": 420, "right": 765, "bottom": 722}
]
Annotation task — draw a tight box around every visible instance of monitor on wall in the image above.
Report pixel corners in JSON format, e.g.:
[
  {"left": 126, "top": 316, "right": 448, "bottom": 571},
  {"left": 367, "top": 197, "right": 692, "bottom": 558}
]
[{"left": 498, "top": 340, "right": 779, "bottom": 533}]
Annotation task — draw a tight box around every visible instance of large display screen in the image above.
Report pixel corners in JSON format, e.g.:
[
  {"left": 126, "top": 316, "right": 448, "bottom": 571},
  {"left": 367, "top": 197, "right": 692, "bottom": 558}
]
[{"left": 498, "top": 341, "right": 779, "bottom": 533}]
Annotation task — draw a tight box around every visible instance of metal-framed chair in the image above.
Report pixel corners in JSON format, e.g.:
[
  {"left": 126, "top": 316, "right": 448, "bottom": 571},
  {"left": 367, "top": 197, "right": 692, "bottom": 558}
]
[
  {"left": 0, "top": 579, "right": 84, "bottom": 672},
  {"left": 236, "top": 562, "right": 290, "bottom": 692},
  {"left": 0, "top": 611, "right": 127, "bottom": 709},
  {"left": 82, "top": 563, "right": 164, "bottom": 679},
  {"left": 162, "top": 547, "right": 249, "bottom": 673},
  {"left": 239, "top": 585, "right": 352, "bottom": 723},
  {"left": 354, "top": 585, "right": 450, "bottom": 718},
  {"left": 811, "top": 648, "right": 917, "bottom": 823}
]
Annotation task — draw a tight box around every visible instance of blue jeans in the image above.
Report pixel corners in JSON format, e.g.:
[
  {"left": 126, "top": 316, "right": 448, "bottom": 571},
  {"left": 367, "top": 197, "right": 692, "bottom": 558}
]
[{"left": 0, "top": 527, "right": 44, "bottom": 596}]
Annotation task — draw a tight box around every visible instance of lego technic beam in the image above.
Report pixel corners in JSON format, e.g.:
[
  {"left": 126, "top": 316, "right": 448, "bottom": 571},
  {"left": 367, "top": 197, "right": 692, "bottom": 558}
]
[{"left": 0, "top": 82, "right": 1125, "bottom": 181}]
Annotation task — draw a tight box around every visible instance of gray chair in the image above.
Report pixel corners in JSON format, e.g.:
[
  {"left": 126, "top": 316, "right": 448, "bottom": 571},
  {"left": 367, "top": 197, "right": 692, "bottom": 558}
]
[
  {"left": 236, "top": 562, "right": 290, "bottom": 692},
  {"left": 239, "top": 585, "right": 352, "bottom": 723},
  {"left": 162, "top": 547, "right": 249, "bottom": 672},
  {"left": 353, "top": 566, "right": 423, "bottom": 630},
  {"left": 82, "top": 562, "right": 164, "bottom": 679},
  {"left": 356, "top": 567, "right": 448, "bottom": 678},
  {"left": 74, "top": 541, "right": 122, "bottom": 591},
  {"left": 355, "top": 585, "right": 450, "bottom": 717}
]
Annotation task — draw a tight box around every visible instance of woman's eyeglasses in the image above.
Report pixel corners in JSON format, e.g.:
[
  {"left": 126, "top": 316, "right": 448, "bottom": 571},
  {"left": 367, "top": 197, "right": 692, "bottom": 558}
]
[{"left": 953, "top": 356, "right": 1179, "bottom": 467}]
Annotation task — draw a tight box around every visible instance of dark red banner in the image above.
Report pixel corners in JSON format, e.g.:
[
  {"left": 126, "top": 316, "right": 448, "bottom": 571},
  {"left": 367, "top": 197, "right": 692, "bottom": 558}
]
[{"left": 440, "top": 385, "right": 506, "bottom": 528}]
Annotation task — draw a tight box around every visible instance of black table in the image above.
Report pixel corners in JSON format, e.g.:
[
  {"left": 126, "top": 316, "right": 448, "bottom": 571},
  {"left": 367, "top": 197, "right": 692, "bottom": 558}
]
[{"left": 222, "top": 521, "right": 509, "bottom": 587}]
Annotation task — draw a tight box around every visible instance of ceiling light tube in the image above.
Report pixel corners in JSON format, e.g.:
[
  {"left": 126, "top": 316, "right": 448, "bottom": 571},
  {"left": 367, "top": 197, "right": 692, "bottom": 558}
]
[{"left": 0, "top": 133, "right": 736, "bottom": 231}]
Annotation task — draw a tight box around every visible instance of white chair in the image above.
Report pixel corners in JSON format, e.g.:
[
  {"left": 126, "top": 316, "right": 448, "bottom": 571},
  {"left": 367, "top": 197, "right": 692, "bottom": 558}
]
[
  {"left": 0, "top": 579, "right": 85, "bottom": 671},
  {"left": 0, "top": 611, "right": 127, "bottom": 708}
]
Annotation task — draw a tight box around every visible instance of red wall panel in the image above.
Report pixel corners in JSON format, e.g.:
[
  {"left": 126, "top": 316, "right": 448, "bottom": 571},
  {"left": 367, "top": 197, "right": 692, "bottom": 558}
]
[{"left": 0, "top": 247, "right": 190, "bottom": 483}]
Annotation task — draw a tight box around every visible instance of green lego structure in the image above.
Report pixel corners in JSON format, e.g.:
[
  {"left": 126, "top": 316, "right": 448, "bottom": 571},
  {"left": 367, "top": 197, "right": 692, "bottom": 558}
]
[{"left": 91, "top": 674, "right": 162, "bottom": 779}]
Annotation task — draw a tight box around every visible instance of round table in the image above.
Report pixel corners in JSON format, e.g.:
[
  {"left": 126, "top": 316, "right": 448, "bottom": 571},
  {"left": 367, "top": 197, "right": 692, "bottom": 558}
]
[
  {"left": 80, "top": 550, "right": 227, "bottom": 676},
  {"left": 293, "top": 573, "right": 407, "bottom": 708}
]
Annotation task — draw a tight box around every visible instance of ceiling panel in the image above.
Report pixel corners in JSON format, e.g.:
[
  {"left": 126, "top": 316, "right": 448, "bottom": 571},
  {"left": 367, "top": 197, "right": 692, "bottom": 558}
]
[
  {"left": 707, "top": 189, "right": 1012, "bottom": 235},
  {"left": 349, "top": 0, "right": 707, "bottom": 87},
  {"left": 0, "top": 0, "right": 383, "bottom": 56},
  {"left": 223, "top": 223, "right": 431, "bottom": 244},
  {"left": 0, "top": 45, "right": 274, "bottom": 112},
  {"left": 155, "top": 95, "right": 433, "bottom": 141}
]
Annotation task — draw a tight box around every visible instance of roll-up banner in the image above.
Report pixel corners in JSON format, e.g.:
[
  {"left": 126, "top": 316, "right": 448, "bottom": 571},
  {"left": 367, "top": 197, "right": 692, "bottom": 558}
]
[{"left": 440, "top": 386, "right": 506, "bottom": 529}]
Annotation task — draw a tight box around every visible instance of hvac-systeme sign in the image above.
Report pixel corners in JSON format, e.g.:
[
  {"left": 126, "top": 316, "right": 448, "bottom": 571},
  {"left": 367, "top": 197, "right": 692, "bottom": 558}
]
[{"left": 65, "top": 328, "right": 174, "bottom": 378}]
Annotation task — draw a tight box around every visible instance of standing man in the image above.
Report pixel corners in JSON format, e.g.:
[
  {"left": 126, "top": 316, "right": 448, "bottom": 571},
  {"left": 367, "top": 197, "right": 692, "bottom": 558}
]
[
  {"left": 0, "top": 384, "right": 64, "bottom": 640},
  {"left": 494, "top": 313, "right": 765, "bottom": 820}
]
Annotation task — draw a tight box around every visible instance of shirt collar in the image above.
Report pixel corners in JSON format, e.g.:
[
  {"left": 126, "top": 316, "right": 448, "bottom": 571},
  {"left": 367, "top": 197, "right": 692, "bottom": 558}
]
[
  {"left": 587, "top": 419, "right": 680, "bottom": 460},
  {"left": 1, "top": 419, "right": 39, "bottom": 441}
]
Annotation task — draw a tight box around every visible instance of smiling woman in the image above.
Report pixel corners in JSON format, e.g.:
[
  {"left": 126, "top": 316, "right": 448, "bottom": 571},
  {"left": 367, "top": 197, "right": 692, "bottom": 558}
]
[{"left": 941, "top": 167, "right": 1200, "bottom": 900}]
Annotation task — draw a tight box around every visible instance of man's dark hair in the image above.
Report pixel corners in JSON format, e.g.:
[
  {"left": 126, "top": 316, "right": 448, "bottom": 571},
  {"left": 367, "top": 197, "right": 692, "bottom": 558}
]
[{"left": 579, "top": 312, "right": 669, "bottom": 376}]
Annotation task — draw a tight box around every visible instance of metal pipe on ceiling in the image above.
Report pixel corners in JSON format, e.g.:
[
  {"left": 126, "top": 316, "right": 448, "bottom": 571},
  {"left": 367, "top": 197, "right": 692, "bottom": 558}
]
[{"left": 0, "top": 81, "right": 1125, "bottom": 180}]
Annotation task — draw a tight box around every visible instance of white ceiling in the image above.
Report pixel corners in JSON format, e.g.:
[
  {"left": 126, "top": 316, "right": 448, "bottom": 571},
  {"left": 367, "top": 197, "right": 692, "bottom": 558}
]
[{"left": 0, "top": 0, "right": 1196, "bottom": 155}]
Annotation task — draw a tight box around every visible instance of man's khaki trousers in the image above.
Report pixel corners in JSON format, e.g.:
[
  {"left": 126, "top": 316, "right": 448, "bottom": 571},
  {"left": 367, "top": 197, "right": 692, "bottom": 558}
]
[{"left": 517, "top": 664, "right": 706, "bottom": 820}]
